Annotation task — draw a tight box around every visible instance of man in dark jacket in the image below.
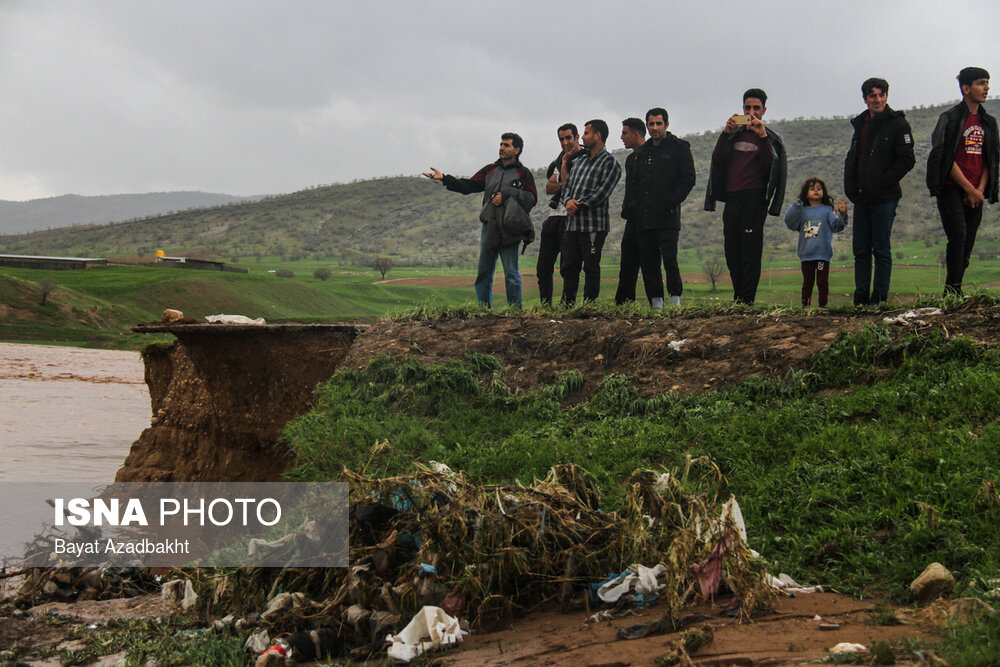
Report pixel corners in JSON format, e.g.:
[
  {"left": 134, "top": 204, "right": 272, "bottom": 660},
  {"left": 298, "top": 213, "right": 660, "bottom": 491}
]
[
  {"left": 628, "top": 107, "right": 696, "bottom": 308},
  {"left": 537, "top": 124, "right": 581, "bottom": 306},
  {"left": 423, "top": 133, "right": 537, "bottom": 308},
  {"left": 705, "top": 88, "right": 787, "bottom": 305},
  {"left": 843, "top": 77, "right": 915, "bottom": 306},
  {"left": 927, "top": 67, "right": 998, "bottom": 296},
  {"left": 614, "top": 117, "right": 649, "bottom": 305}
]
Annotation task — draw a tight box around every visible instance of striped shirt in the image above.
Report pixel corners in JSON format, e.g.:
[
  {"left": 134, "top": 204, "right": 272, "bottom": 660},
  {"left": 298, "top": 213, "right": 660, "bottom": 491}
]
[{"left": 560, "top": 148, "right": 622, "bottom": 232}]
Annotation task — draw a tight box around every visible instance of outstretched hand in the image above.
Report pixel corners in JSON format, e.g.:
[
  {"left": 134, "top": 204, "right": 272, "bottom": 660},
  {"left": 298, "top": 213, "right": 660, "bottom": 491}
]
[{"left": 422, "top": 167, "right": 443, "bottom": 181}]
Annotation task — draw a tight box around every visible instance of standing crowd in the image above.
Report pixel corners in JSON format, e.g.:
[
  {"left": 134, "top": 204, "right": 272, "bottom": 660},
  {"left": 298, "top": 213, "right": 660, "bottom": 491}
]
[{"left": 424, "top": 67, "right": 997, "bottom": 310}]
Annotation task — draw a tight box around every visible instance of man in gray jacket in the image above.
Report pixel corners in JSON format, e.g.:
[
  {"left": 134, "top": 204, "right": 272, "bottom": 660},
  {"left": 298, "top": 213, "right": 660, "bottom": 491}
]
[{"left": 424, "top": 133, "right": 537, "bottom": 308}]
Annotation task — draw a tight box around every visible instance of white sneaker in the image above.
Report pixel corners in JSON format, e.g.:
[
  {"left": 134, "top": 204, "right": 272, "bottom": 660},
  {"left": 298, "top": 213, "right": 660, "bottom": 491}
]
[
  {"left": 651, "top": 297, "right": 664, "bottom": 310},
  {"left": 669, "top": 295, "right": 681, "bottom": 307}
]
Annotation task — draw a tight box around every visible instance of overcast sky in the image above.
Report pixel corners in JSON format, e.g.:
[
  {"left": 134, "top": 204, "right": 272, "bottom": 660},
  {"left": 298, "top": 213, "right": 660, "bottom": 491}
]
[{"left": 0, "top": 0, "right": 996, "bottom": 202}]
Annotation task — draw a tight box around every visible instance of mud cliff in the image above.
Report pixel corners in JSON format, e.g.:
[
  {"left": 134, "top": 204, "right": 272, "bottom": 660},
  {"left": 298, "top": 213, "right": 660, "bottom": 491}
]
[{"left": 115, "top": 324, "right": 361, "bottom": 482}]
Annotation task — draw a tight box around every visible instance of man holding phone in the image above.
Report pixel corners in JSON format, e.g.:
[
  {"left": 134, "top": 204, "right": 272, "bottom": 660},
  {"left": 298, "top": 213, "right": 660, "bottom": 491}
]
[{"left": 705, "top": 88, "right": 787, "bottom": 305}]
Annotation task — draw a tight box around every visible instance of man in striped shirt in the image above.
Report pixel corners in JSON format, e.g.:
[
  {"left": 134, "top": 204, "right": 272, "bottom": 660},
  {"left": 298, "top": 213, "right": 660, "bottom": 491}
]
[{"left": 559, "top": 119, "right": 622, "bottom": 305}]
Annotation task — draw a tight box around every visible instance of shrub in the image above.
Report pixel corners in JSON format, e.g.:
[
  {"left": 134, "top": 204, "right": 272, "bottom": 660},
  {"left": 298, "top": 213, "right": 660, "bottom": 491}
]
[{"left": 275, "top": 269, "right": 295, "bottom": 278}]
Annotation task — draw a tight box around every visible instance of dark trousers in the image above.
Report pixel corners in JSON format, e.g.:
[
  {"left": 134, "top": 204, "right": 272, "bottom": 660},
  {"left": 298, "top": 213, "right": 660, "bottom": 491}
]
[
  {"left": 801, "top": 259, "right": 830, "bottom": 307},
  {"left": 852, "top": 200, "right": 897, "bottom": 305},
  {"left": 937, "top": 185, "right": 983, "bottom": 295},
  {"left": 614, "top": 218, "right": 642, "bottom": 304},
  {"left": 536, "top": 215, "right": 566, "bottom": 305},
  {"left": 638, "top": 227, "right": 682, "bottom": 300},
  {"left": 560, "top": 230, "right": 607, "bottom": 305},
  {"left": 722, "top": 189, "right": 767, "bottom": 304}
]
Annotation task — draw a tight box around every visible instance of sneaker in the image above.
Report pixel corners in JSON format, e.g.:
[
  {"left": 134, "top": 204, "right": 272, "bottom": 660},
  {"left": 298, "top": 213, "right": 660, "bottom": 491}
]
[
  {"left": 651, "top": 297, "right": 664, "bottom": 310},
  {"left": 669, "top": 295, "right": 681, "bottom": 307}
]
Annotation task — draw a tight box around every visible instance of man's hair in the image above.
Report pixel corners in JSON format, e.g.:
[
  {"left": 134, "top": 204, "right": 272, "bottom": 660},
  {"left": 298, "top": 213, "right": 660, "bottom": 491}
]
[
  {"left": 622, "top": 118, "right": 646, "bottom": 137},
  {"left": 797, "top": 177, "right": 834, "bottom": 208},
  {"left": 645, "top": 108, "right": 669, "bottom": 124},
  {"left": 501, "top": 132, "right": 524, "bottom": 155},
  {"left": 958, "top": 67, "right": 990, "bottom": 88},
  {"left": 557, "top": 123, "right": 578, "bottom": 136},
  {"left": 586, "top": 119, "right": 609, "bottom": 143},
  {"left": 743, "top": 88, "right": 767, "bottom": 106},
  {"left": 861, "top": 77, "right": 889, "bottom": 96}
]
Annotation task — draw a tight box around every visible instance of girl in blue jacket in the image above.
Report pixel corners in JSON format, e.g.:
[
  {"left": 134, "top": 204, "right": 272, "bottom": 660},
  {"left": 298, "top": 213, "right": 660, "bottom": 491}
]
[{"left": 784, "top": 178, "right": 848, "bottom": 307}]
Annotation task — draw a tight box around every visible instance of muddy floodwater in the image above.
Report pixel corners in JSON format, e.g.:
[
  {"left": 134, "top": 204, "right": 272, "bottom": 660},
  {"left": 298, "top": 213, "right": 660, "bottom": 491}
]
[{"left": 0, "top": 342, "right": 149, "bottom": 483}]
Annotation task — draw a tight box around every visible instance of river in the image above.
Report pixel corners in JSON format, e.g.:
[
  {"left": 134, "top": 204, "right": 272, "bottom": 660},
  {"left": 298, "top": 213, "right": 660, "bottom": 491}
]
[{"left": 0, "top": 343, "right": 150, "bottom": 483}]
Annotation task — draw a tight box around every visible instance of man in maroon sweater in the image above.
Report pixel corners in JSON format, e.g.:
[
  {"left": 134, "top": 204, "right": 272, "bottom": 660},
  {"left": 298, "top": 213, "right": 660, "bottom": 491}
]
[{"left": 705, "top": 88, "right": 787, "bottom": 305}]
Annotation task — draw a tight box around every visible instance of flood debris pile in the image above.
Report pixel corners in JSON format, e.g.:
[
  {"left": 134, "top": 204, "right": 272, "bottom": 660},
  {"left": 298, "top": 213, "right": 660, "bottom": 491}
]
[
  {"left": 202, "top": 456, "right": 778, "bottom": 662},
  {"left": 8, "top": 566, "right": 159, "bottom": 607}
]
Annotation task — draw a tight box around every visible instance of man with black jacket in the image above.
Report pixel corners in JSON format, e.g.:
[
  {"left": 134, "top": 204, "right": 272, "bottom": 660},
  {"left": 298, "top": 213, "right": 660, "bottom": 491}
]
[
  {"left": 628, "top": 108, "right": 696, "bottom": 308},
  {"left": 537, "top": 124, "right": 581, "bottom": 306},
  {"left": 844, "top": 77, "right": 915, "bottom": 307},
  {"left": 423, "top": 133, "right": 537, "bottom": 309},
  {"left": 614, "top": 117, "right": 649, "bottom": 305},
  {"left": 705, "top": 88, "right": 787, "bottom": 305},
  {"left": 927, "top": 67, "right": 998, "bottom": 296}
]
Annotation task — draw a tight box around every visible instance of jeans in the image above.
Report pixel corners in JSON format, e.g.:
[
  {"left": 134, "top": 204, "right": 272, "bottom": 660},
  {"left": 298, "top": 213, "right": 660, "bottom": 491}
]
[
  {"left": 722, "top": 189, "right": 767, "bottom": 304},
  {"left": 536, "top": 215, "right": 565, "bottom": 306},
  {"left": 937, "top": 185, "right": 983, "bottom": 295},
  {"left": 475, "top": 223, "right": 521, "bottom": 308},
  {"left": 638, "top": 227, "right": 681, "bottom": 300},
  {"left": 560, "top": 230, "right": 607, "bottom": 305},
  {"left": 852, "top": 200, "right": 898, "bottom": 305}
]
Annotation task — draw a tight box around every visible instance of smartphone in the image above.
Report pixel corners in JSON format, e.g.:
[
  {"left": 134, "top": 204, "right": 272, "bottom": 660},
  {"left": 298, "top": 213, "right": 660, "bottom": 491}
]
[{"left": 733, "top": 114, "right": 752, "bottom": 126}]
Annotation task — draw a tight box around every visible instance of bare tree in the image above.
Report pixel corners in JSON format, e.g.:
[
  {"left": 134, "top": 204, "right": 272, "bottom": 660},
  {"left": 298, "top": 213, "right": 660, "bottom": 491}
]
[
  {"left": 39, "top": 278, "right": 59, "bottom": 305},
  {"left": 313, "top": 267, "right": 332, "bottom": 281},
  {"left": 703, "top": 257, "right": 724, "bottom": 292},
  {"left": 373, "top": 256, "right": 394, "bottom": 279}
]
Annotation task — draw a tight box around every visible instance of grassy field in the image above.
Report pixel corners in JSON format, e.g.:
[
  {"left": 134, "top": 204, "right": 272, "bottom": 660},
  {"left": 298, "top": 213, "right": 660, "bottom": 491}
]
[{"left": 282, "top": 317, "right": 1000, "bottom": 663}]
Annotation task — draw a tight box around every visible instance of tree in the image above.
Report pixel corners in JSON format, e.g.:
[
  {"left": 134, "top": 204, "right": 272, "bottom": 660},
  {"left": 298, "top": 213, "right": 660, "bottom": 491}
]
[
  {"left": 373, "top": 256, "right": 394, "bottom": 279},
  {"left": 39, "top": 278, "right": 59, "bottom": 306},
  {"left": 275, "top": 269, "right": 295, "bottom": 278},
  {"left": 313, "top": 267, "right": 332, "bottom": 281},
  {"left": 703, "top": 257, "right": 724, "bottom": 292}
]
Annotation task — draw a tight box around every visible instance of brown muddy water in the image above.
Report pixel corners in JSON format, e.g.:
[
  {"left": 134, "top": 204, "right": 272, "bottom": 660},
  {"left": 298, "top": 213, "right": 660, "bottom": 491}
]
[{"left": 0, "top": 343, "right": 149, "bottom": 483}]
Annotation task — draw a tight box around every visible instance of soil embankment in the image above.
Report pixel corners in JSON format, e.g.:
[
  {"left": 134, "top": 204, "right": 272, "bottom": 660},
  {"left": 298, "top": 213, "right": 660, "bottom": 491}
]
[
  {"left": 116, "top": 306, "right": 1000, "bottom": 482},
  {"left": 115, "top": 324, "right": 360, "bottom": 482}
]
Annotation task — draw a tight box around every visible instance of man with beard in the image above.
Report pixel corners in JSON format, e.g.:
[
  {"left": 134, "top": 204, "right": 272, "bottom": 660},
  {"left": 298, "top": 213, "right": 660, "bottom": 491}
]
[
  {"left": 615, "top": 117, "right": 650, "bottom": 305},
  {"left": 559, "top": 119, "right": 622, "bottom": 305},
  {"left": 537, "top": 124, "right": 582, "bottom": 306}
]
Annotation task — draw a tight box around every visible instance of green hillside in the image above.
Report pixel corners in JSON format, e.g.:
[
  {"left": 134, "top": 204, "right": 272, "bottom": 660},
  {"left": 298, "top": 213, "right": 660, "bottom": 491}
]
[{"left": 3, "top": 102, "right": 996, "bottom": 267}]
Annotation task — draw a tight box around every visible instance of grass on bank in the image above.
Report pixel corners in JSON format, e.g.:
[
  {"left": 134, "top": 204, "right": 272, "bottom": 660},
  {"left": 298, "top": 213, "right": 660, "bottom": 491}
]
[
  {"left": 278, "top": 314, "right": 1000, "bottom": 662},
  {"left": 282, "top": 318, "right": 1000, "bottom": 601}
]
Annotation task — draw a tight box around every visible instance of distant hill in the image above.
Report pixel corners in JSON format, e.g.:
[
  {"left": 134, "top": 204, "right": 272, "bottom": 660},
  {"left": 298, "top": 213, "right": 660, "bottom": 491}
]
[
  {"left": 0, "top": 191, "right": 263, "bottom": 235},
  {"left": 3, "top": 101, "right": 997, "bottom": 265}
]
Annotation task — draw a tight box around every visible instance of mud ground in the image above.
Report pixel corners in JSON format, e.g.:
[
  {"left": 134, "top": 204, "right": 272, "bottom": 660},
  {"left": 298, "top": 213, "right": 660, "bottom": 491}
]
[{"left": 342, "top": 304, "right": 1000, "bottom": 399}]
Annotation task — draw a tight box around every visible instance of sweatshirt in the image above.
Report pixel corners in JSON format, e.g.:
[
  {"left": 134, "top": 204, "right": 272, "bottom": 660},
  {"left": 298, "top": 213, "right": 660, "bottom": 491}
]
[{"left": 784, "top": 200, "right": 848, "bottom": 263}]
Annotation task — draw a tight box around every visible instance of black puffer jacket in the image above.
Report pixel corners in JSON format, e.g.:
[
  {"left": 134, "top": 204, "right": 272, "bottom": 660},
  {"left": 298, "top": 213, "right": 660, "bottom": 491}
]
[
  {"left": 926, "top": 102, "right": 999, "bottom": 203},
  {"left": 626, "top": 134, "right": 696, "bottom": 231},
  {"left": 843, "top": 107, "right": 915, "bottom": 205}
]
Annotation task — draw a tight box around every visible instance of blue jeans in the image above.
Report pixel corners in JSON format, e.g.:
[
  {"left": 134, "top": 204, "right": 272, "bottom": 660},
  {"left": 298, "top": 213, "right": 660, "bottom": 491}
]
[
  {"left": 852, "top": 200, "right": 898, "bottom": 305},
  {"left": 475, "top": 223, "right": 521, "bottom": 308}
]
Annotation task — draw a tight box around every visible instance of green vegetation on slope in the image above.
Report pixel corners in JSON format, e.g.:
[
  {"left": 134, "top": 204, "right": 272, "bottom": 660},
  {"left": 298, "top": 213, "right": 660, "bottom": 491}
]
[
  {"left": 4, "top": 103, "right": 998, "bottom": 267},
  {"left": 283, "top": 323, "right": 1000, "bottom": 604}
]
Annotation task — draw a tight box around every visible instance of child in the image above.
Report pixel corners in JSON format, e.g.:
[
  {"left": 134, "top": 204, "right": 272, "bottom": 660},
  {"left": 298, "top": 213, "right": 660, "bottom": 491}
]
[{"left": 784, "top": 178, "right": 848, "bottom": 307}]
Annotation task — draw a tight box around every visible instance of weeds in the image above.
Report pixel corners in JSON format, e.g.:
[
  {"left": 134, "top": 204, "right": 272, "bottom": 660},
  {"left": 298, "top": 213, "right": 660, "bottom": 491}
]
[{"left": 282, "top": 324, "right": 1000, "bottom": 599}]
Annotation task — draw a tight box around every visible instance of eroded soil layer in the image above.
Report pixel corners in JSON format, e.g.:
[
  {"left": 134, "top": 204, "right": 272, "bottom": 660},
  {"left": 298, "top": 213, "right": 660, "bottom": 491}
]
[{"left": 115, "top": 324, "right": 360, "bottom": 482}]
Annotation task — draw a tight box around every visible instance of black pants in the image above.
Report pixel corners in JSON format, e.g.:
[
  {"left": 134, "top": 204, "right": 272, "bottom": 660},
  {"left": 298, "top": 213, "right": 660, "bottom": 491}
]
[
  {"left": 638, "top": 227, "right": 682, "bottom": 300},
  {"left": 560, "top": 230, "right": 607, "bottom": 305},
  {"left": 536, "top": 215, "right": 566, "bottom": 306},
  {"left": 937, "top": 185, "right": 983, "bottom": 295},
  {"left": 801, "top": 259, "right": 830, "bottom": 307},
  {"left": 722, "top": 189, "right": 767, "bottom": 304},
  {"left": 614, "top": 218, "right": 641, "bottom": 304}
]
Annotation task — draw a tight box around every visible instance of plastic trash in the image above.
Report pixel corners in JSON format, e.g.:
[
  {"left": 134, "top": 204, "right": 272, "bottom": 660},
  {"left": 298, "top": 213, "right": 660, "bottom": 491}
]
[
  {"left": 205, "top": 314, "right": 266, "bottom": 325},
  {"left": 386, "top": 606, "right": 468, "bottom": 663}
]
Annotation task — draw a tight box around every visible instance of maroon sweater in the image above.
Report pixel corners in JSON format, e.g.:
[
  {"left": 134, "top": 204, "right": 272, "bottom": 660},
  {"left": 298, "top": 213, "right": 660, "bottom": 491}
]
[{"left": 713, "top": 129, "right": 774, "bottom": 192}]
